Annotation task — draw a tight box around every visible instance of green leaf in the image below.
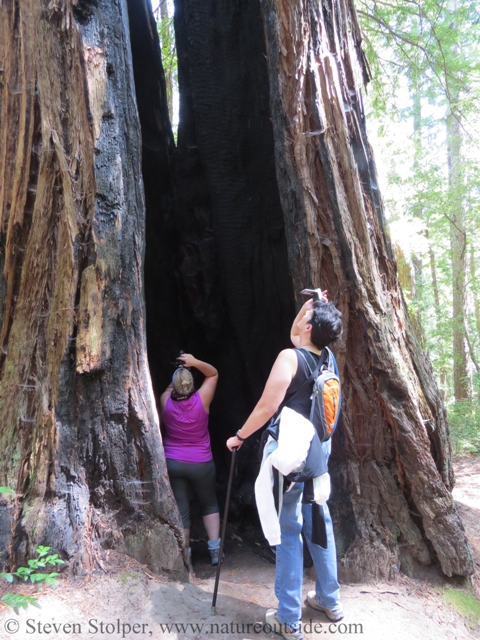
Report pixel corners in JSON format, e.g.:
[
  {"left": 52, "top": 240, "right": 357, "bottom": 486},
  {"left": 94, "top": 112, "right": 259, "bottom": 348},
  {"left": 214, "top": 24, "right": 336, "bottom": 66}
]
[
  {"left": 47, "top": 557, "right": 64, "bottom": 566},
  {"left": 1, "top": 593, "right": 40, "bottom": 613},
  {"left": 0, "top": 572, "right": 13, "bottom": 583},
  {"left": 0, "top": 486, "right": 15, "bottom": 495},
  {"left": 29, "top": 573, "right": 48, "bottom": 583},
  {"left": 45, "top": 554, "right": 64, "bottom": 565}
]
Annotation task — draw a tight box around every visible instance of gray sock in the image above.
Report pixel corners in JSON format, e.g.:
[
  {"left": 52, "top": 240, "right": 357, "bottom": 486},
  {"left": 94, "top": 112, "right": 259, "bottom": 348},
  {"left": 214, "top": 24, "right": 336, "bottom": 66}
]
[{"left": 208, "top": 538, "right": 221, "bottom": 550}]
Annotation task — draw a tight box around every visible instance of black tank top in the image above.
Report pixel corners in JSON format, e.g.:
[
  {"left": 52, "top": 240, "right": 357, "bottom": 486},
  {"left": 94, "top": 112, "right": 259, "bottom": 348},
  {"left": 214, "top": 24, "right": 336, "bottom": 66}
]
[{"left": 281, "top": 349, "right": 322, "bottom": 420}]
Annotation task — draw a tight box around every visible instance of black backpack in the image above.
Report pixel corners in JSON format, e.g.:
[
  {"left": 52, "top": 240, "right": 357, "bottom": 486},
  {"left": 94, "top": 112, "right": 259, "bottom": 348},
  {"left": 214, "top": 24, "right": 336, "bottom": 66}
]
[
  {"left": 296, "top": 347, "right": 342, "bottom": 442},
  {"left": 258, "top": 347, "right": 342, "bottom": 462}
]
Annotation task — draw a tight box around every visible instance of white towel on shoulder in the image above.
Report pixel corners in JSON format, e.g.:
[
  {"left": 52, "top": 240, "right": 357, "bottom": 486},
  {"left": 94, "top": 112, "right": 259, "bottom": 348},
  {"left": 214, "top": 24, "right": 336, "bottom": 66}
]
[{"left": 255, "top": 407, "right": 330, "bottom": 545}]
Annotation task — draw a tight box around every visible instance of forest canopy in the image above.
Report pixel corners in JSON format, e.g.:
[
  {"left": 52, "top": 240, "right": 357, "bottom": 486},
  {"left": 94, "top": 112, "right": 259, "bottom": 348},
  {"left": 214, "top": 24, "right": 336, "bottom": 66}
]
[{"left": 357, "top": 0, "right": 480, "bottom": 454}]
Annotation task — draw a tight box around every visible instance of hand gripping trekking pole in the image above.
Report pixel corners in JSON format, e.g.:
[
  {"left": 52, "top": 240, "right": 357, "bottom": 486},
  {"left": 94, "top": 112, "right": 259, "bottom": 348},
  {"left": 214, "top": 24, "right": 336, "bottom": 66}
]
[{"left": 211, "top": 446, "right": 237, "bottom": 614}]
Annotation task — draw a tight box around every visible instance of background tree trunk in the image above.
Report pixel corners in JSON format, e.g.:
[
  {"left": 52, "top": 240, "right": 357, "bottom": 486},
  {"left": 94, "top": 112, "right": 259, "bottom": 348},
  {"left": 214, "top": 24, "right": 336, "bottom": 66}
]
[
  {"left": 411, "top": 84, "right": 424, "bottom": 324},
  {"left": 447, "top": 107, "right": 470, "bottom": 401},
  {"left": 0, "top": 0, "right": 184, "bottom": 576},
  {"left": 470, "top": 247, "right": 480, "bottom": 344},
  {"left": 427, "top": 228, "right": 447, "bottom": 397}
]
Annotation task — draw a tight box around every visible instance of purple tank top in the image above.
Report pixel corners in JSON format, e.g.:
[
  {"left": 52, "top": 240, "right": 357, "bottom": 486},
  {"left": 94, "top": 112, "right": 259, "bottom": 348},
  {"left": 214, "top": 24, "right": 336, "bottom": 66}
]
[{"left": 162, "top": 392, "right": 213, "bottom": 463}]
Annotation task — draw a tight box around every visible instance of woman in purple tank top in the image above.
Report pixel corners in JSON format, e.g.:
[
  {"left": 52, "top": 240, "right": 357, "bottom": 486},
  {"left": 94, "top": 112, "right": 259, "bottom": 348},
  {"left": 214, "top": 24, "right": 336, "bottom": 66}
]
[{"left": 160, "top": 353, "right": 222, "bottom": 567}]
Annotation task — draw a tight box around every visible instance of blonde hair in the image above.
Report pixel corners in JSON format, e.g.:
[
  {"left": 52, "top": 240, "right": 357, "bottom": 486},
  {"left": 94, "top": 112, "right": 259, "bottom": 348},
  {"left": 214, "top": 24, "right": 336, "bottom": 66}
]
[{"left": 172, "top": 368, "right": 194, "bottom": 396}]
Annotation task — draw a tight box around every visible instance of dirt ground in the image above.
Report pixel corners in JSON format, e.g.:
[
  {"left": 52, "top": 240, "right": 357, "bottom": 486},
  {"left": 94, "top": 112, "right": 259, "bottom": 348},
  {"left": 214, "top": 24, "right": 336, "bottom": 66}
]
[{"left": 1, "top": 456, "right": 479, "bottom": 640}]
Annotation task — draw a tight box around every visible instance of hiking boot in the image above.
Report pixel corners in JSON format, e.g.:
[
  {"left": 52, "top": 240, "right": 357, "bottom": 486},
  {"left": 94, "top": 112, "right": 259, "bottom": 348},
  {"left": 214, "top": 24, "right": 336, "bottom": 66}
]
[
  {"left": 208, "top": 538, "right": 224, "bottom": 566},
  {"left": 209, "top": 547, "right": 224, "bottom": 566},
  {"left": 264, "top": 609, "right": 303, "bottom": 640},
  {"left": 306, "top": 591, "right": 344, "bottom": 621}
]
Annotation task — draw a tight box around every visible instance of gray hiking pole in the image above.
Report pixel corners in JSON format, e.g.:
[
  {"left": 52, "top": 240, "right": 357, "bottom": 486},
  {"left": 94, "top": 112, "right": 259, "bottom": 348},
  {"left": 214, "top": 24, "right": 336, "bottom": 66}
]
[{"left": 211, "top": 446, "right": 237, "bottom": 615}]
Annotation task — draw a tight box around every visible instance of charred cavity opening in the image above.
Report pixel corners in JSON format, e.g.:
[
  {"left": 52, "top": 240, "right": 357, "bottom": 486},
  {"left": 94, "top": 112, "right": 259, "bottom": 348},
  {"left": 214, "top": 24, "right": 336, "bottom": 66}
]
[{"left": 126, "top": 0, "right": 295, "bottom": 527}]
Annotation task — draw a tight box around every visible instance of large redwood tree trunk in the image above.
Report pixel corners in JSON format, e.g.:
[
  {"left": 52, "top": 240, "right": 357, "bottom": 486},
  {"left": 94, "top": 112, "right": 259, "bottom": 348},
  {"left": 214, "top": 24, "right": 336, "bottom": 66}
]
[
  {"left": 153, "top": 0, "right": 472, "bottom": 580},
  {"left": 258, "top": 0, "right": 472, "bottom": 580},
  {"left": 0, "top": 0, "right": 184, "bottom": 576}
]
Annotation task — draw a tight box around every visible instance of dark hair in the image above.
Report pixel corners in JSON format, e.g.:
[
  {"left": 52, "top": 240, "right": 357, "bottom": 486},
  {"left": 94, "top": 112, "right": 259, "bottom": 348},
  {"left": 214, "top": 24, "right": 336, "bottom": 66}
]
[{"left": 308, "top": 301, "right": 343, "bottom": 349}]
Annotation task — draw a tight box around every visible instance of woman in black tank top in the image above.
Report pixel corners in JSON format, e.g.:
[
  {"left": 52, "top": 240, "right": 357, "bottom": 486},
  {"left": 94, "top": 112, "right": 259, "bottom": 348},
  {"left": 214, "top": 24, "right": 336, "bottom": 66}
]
[
  {"left": 226, "top": 296, "right": 331, "bottom": 448},
  {"left": 226, "top": 294, "right": 344, "bottom": 636}
]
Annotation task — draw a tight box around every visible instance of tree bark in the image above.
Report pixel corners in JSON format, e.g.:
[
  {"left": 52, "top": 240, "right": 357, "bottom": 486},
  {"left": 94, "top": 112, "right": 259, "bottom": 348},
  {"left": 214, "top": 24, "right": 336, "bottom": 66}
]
[
  {"left": 0, "top": 0, "right": 184, "bottom": 576},
  {"left": 426, "top": 227, "right": 447, "bottom": 397},
  {"left": 470, "top": 246, "right": 480, "bottom": 345},
  {"left": 411, "top": 84, "right": 424, "bottom": 324},
  {"left": 257, "top": 0, "right": 472, "bottom": 579},
  {"left": 447, "top": 102, "right": 470, "bottom": 401}
]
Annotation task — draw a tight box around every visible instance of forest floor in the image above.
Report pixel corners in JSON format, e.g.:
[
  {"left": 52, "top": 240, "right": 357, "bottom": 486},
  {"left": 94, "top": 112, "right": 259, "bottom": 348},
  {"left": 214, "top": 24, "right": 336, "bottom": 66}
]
[{"left": 1, "top": 455, "right": 479, "bottom": 640}]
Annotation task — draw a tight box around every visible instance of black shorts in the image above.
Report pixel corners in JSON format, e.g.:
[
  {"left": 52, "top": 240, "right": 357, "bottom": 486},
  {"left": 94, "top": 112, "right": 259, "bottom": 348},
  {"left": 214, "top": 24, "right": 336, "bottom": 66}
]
[{"left": 166, "top": 458, "right": 219, "bottom": 528}]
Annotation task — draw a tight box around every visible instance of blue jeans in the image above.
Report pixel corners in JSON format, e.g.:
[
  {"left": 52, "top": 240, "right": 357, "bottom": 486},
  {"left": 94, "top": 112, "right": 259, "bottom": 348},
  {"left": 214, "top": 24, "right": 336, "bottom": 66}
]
[{"left": 274, "top": 444, "right": 340, "bottom": 627}]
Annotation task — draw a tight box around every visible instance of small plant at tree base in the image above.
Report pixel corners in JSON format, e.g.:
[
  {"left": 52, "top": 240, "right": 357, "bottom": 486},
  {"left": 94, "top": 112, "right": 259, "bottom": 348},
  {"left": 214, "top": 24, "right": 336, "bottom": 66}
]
[
  {"left": 0, "top": 546, "right": 65, "bottom": 613},
  {"left": 0, "top": 593, "right": 40, "bottom": 612}
]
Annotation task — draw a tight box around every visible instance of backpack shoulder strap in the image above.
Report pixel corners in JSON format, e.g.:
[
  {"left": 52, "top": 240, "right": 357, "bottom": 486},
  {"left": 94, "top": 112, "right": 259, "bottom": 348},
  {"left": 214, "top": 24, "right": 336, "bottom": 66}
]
[
  {"left": 295, "top": 348, "right": 322, "bottom": 376},
  {"left": 324, "top": 346, "right": 339, "bottom": 375}
]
